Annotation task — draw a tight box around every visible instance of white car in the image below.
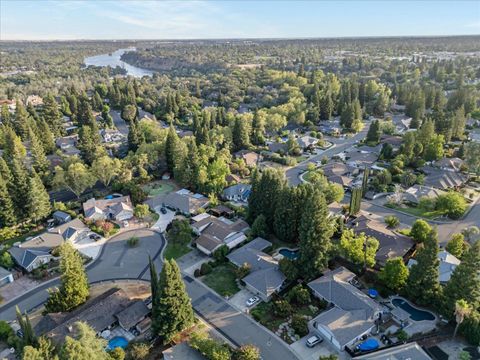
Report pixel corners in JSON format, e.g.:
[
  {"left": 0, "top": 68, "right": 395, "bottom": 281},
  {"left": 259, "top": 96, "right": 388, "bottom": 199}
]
[
  {"left": 306, "top": 335, "right": 323, "bottom": 348},
  {"left": 123, "top": 220, "right": 129, "bottom": 228},
  {"left": 246, "top": 296, "right": 260, "bottom": 307}
]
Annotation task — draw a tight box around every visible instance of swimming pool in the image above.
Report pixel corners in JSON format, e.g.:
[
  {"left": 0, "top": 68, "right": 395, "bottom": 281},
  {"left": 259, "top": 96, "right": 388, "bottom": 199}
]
[
  {"left": 279, "top": 248, "right": 299, "bottom": 260},
  {"left": 107, "top": 336, "right": 129, "bottom": 350},
  {"left": 392, "top": 298, "right": 435, "bottom": 321}
]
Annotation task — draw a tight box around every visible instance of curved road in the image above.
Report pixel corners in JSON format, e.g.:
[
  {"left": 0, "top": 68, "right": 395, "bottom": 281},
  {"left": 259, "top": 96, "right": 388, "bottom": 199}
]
[{"left": 0, "top": 229, "right": 165, "bottom": 321}]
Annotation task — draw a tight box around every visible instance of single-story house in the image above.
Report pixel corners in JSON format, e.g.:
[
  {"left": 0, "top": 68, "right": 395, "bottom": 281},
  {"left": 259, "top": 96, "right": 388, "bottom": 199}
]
[
  {"left": 297, "top": 135, "right": 318, "bottom": 149},
  {"left": 0, "top": 267, "right": 14, "bottom": 287},
  {"left": 52, "top": 210, "right": 72, "bottom": 224},
  {"left": 348, "top": 213, "right": 415, "bottom": 267},
  {"left": 209, "top": 205, "right": 235, "bottom": 218},
  {"left": 308, "top": 267, "right": 383, "bottom": 350},
  {"left": 26, "top": 95, "right": 43, "bottom": 107},
  {"left": 163, "top": 189, "right": 209, "bottom": 215},
  {"left": 354, "top": 342, "right": 432, "bottom": 360},
  {"left": 35, "top": 288, "right": 149, "bottom": 344},
  {"left": 222, "top": 184, "right": 251, "bottom": 203},
  {"left": 101, "top": 128, "right": 125, "bottom": 143},
  {"left": 267, "top": 142, "right": 288, "bottom": 154},
  {"left": 408, "top": 250, "right": 460, "bottom": 284},
  {"left": 192, "top": 215, "right": 249, "bottom": 255},
  {"left": 322, "top": 162, "right": 357, "bottom": 188},
  {"left": 234, "top": 150, "right": 261, "bottom": 167},
  {"left": 403, "top": 185, "right": 446, "bottom": 205},
  {"left": 344, "top": 149, "right": 378, "bottom": 169},
  {"left": 433, "top": 157, "right": 464, "bottom": 172},
  {"left": 9, "top": 219, "right": 91, "bottom": 272},
  {"left": 83, "top": 196, "right": 134, "bottom": 222},
  {"left": 421, "top": 166, "right": 468, "bottom": 190},
  {"left": 55, "top": 135, "right": 80, "bottom": 156},
  {"left": 227, "top": 238, "right": 285, "bottom": 301}
]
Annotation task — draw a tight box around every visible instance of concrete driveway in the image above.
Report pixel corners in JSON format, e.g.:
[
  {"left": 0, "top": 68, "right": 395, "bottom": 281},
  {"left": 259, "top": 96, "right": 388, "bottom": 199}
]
[
  {"left": 228, "top": 289, "right": 258, "bottom": 313},
  {"left": 151, "top": 207, "right": 175, "bottom": 232},
  {"left": 291, "top": 334, "right": 346, "bottom": 360}
]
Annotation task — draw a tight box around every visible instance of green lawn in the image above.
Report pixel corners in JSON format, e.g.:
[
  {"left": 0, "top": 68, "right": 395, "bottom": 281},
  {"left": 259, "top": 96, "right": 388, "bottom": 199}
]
[
  {"left": 202, "top": 264, "right": 239, "bottom": 297},
  {"left": 142, "top": 181, "right": 175, "bottom": 197},
  {"left": 164, "top": 242, "right": 191, "bottom": 260},
  {"left": 385, "top": 204, "right": 446, "bottom": 220}
]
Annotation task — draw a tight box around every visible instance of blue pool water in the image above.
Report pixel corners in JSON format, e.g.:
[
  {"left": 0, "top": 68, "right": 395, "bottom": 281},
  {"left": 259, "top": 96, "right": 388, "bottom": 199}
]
[
  {"left": 392, "top": 298, "right": 435, "bottom": 321},
  {"left": 107, "top": 336, "right": 129, "bottom": 350},
  {"left": 279, "top": 248, "right": 299, "bottom": 260}
]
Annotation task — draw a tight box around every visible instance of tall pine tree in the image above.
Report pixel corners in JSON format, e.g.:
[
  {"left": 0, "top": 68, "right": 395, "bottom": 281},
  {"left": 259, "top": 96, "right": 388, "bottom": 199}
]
[
  {"left": 27, "top": 170, "right": 51, "bottom": 224},
  {"left": 0, "top": 173, "right": 16, "bottom": 227}
]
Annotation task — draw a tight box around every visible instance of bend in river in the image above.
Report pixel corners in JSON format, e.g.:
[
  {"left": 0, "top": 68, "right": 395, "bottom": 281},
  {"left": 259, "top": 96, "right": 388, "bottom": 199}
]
[{"left": 84, "top": 48, "right": 153, "bottom": 78}]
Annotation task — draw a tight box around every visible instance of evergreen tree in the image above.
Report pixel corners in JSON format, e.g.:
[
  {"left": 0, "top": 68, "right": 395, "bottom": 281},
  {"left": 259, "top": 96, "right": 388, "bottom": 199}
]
[
  {"left": 247, "top": 168, "right": 286, "bottom": 228},
  {"left": 250, "top": 214, "right": 268, "bottom": 239},
  {"left": 45, "top": 243, "right": 89, "bottom": 312},
  {"left": 77, "top": 95, "right": 96, "bottom": 128},
  {"left": 22, "top": 336, "right": 59, "bottom": 360},
  {"left": 366, "top": 120, "right": 381, "bottom": 143},
  {"left": 14, "top": 100, "right": 30, "bottom": 140},
  {"left": 16, "top": 306, "right": 37, "bottom": 347},
  {"left": 27, "top": 170, "right": 51, "bottom": 223},
  {"left": 405, "top": 230, "right": 441, "bottom": 306},
  {"left": 28, "top": 127, "right": 49, "bottom": 177},
  {"left": 37, "top": 119, "right": 56, "bottom": 154},
  {"left": 443, "top": 240, "right": 480, "bottom": 318},
  {"left": 154, "top": 259, "right": 194, "bottom": 344},
  {"left": 298, "top": 190, "right": 335, "bottom": 278},
  {"left": 59, "top": 322, "right": 109, "bottom": 360},
  {"left": 378, "top": 257, "right": 409, "bottom": 292},
  {"left": 451, "top": 106, "right": 466, "bottom": 140},
  {"left": 273, "top": 187, "right": 298, "bottom": 243},
  {"left": 77, "top": 125, "right": 100, "bottom": 165},
  {"left": 42, "top": 94, "right": 64, "bottom": 136},
  {"left": 232, "top": 117, "right": 250, "bottom": 151},
  {"left": 8, "top": 156, "right": 30, "bottom": 220},
  {"left": 349, "top": 187, "right": 362, "bottom": 215},
  {"left": 165, "top": 125, "right": 179, "bottom": 172},
  {"left": 0, "top": 173, "right": 16, "bottom": 227}
]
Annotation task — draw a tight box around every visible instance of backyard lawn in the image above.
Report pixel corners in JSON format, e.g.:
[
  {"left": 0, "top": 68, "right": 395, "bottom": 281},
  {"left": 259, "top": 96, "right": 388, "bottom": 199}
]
[
  {"left": 385, "top": 204, "right": 446, "bottom": 220},
  {"left": 142, "top": 181, "right": 175, "bottom": 197},
  {"left": 164, "top": 242, "right": 191, "bottom": 260},
  {"left": 202, "top": 264, "right": 239, "bottom": 297}
]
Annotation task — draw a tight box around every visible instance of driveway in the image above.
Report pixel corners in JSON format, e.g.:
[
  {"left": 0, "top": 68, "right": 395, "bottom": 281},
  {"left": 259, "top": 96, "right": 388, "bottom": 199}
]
[
  {"left": 228, "top": 289, "right": 257, "bottom": 313},
  {"left": 110, "top": 110, "right": 129, "bottom": 135},
  {"left": 151, "top": 207, "right": 175, "bottom": 232},
  {"left": 291, "top": 334, "right": 347, "bottom": 360}
]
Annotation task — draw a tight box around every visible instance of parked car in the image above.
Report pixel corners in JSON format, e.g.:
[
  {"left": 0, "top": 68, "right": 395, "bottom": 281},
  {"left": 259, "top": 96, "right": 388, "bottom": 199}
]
[
  {"left": 246, "top": 296, "right": 260, "bottom": 307},
  {"left": 89, "top": 233, "right": 101, "bottom": 241},
  {"left": 123, "top": 220, "right": 129, "bottom": 227},
  {"left": 306, "top": 335, "right": 323, "bottom": 348},
  {"left": 160, "top": 207, "right": 167, "bottom": 214}
]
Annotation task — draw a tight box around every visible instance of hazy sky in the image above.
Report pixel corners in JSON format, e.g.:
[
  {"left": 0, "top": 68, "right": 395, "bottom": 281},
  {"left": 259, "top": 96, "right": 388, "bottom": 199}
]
[{"left": 1, "top": 0, "right": 479, "bottom": 40}]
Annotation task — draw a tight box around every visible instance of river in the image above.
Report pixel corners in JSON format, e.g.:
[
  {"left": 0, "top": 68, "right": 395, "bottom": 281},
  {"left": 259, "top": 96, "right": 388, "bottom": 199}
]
[{"left": 84, "top": 48, "right": 153, "bottom": 78}]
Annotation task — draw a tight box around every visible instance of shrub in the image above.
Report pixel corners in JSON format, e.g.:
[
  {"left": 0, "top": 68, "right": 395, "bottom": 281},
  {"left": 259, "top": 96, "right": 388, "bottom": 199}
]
[
  {"left": 200, "top": 262, "right": 213, "bottom": 275},
  {"left": 194, "top": 269, "right": 202, "bottom": 278},
  {"left": 233, "top": 344, "right": 261, "bottom": 360},
  {"left": 0, "top": 252, "right": 13, "bottom": 269},
  {"left": 189, "top": 331, "right": 231, "bottom": 360},
  {"left": 127, "top": 237, "right": 139, "bottom": 247},
  {"left": 236, "top": 263, "right": 251, "bottom": 279},
  {"left": 385, "top": 215, "right": 400, "bottom": 229},
  {"left": 291, "top": 314, "right": 308, "bottom": 337},
  {"left": 436, "top": 192, "right": 467, "bottom": 219},
  {"left": 213, "top": 245, "right": 229, "bottom": 263},
  {"left": 396, "top": 329, "right": 408, "bottom": 342},
  {"left": 0, "top": 321, "right": 13, "bottom": 341},
  {"left": 126, "top": 342, "right": 151, "bottom": 360},
  {"left": 287, "top": 285, "right": 311, "bottom": 305},
  {"left": 279, "top": 258, "right": 299, "bottom": 282},
  {"left": 410, "top": 219, "right": 432, "bottom": 243},
  {"left": 134, "top": 204, "right": 150, "bottom": 219},
  {"left": 273, "top": 300, "right": 292, "bottom": 317},
  {"left": 109, "top": 347, "right": 126, "bottom": 360}
]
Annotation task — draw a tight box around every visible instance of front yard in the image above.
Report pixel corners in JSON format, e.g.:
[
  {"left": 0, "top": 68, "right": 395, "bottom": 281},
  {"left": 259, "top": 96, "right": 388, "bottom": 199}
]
[
  {"left": 202, "top": 263, "right": 239, "bottom": 297},
  {"left": 164, "top": 219, "right": 193, "bottom": 260},
  {"left": 385, "top": 203, "right": 446, "bottom": 220},
  {"left": 164, "top": 242, "right": 191, "bottom": 260}
]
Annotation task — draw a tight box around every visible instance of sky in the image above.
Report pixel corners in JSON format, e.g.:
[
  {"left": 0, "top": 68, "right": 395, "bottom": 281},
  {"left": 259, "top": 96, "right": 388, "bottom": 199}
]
[{"left": 1, "top": 0, "right": 479, "bottom": 40}]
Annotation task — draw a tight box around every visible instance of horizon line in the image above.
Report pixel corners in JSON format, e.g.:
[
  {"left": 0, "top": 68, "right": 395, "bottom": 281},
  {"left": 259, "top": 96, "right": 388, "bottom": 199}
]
[{"left": 1, "top": 34, "right": 480, "bottom": 43}]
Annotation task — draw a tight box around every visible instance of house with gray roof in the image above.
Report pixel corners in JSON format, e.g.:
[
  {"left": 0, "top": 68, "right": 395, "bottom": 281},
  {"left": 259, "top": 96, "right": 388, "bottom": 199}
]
[
  {"left": 222, "top": 184, "right": 251, "bottom": 203},
  {"left": 192, "top": 215, "right": 249, "bottom": 255},
  {"left": 164, "top": 189, "right": 209, "bottom": 215},
  {"left": 421, "top": 165, "right": 467, "bottom": 190},
  {"left": 0, "top": 267, "right": 14, "bottom": 287},
  {"left": 297, "top": 135, "right": 318, "bottom": 149},
  {"left": 83, "top": 196, "right": 133, "bottom": 222},
  {"left": 355, "top": 342, "right": 432, "bottom": 360},
  {"left": 408, "top": 249, "right": 460, "bottom": 284},
  {"left": 9, "top": 219, "right": 90, "bottom": 272},
  {"left": 403, "top": 185, "right": 446, "bottom": 205},
  {"left": 308, "top": 267, "right": 382, "bottom": 350},
  {"left": 163, "top": 342, "right": 206, "bottom": 360},
  {"left": 52, "top": 210, "right": 72, "bottom": 224},
  {"left": 227, "top": 238, "right": 285, "bottom": 301}
]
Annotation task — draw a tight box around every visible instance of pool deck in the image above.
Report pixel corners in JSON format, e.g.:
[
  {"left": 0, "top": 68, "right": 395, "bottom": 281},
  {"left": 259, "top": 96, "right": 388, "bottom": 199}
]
[{"left": 389, "top": 297, "right": 437, "bottom": 336}]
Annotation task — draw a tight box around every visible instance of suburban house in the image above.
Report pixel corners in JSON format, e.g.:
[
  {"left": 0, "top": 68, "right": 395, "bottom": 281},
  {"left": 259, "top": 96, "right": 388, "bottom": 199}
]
[
  {"left": 344, "top": 148, "right": 378, "bottom": 168},
  {"left": 52, "top": 210, "right": 72, "bottom": 224},
  {"left": 421, "top": 166, "right": 467, "bottom": 190},
  {"left": 308, "top": 267, "right": 383, "bottom": 350},
  {"left": 0, "top": 99, "right": 16, "bottom": 112},
  {"left": 192, "top": 215, "right": 250, "bottom": 255},
  {"left": 296, "top": 135, "right": 318, "bottom": 150},
  {"left": 433, "top": 157, "right": 464, "bottom": 172},
  {"left": 163, "top": 189, "right": 209, "bottom": 215},
  {"left": 355, "top": 342, "right": 432, "bottom": 360},
  {"left": 83, "top": 196, "right": 134, "bottom": 222},
  {"left": 227, "top": 238, "right": 285, "bottom": 301},
  {"left": 322, "top": 162, "right": 357, "bottom": 188},
  {"left": 348, "top": 213, "right": 415, "bottom": 267},
  {"left": 26, "top": 95, "right": 44, "bottom": 107},
  {"left": 234, "top": 150, "right": 261, "bottom": 167},
  {"left": 9, "top": 219, "right": 90, "bottom": 272},
  {"left": 403, "top": 185, "right": 446, "bottom": 205},
  {"left": 163, "top": 342, "right": 206, "bottom": 360},
  {"left": 267, "top": 141, "right": 288, "bottom": 154},
  {"left": 225, "top": 173, "right": 242, "bottom": 184},
  {"left": 408, "top": 249, "right": 460, "bottom": 284},
  {"left": 101, "top": 128, "right": 125, "bottom": 143},
  {"left": 55, "top": 135, "right": 81, "bottom": 156},
  {"left": 35, "top": 288, "right": 150, "bottom": 344},
  {"left": 0, "top": 267, "right": 14, "bottom": 288},
  {"left": 222, "top": 184, "right": 252, "bottom": 203}
]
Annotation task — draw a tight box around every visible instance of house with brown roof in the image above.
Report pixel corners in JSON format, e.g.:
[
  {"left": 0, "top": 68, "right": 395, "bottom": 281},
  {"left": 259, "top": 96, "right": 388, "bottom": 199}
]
[
  {"left": 234, "top": 150, "right": 261, "bottom": 167},
  {"left": 192, "top": 215, "right": 249, "bottom": 255},
  {"left": 83, "top": 196, "right": 134, "bottom": 222},
  {"left": 347, "top": 213, "right": 415, "bottom": 267},
  {"left": 163, "top": 189, "right": 209, "bottom": 215}
]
